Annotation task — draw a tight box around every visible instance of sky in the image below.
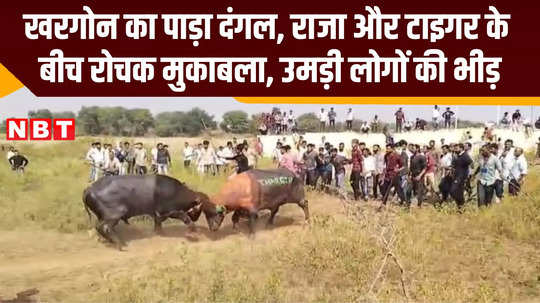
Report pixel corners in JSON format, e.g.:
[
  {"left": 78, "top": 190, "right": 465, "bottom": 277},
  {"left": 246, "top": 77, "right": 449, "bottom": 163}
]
[{"left": 0, "top": 87, "right": 538, "bottom": 123}]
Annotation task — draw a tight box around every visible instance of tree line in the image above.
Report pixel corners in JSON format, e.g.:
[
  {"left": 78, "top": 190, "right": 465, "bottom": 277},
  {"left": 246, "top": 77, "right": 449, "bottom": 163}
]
[{"left": 0, "top": 107, "right": 484, "bottom": 137}]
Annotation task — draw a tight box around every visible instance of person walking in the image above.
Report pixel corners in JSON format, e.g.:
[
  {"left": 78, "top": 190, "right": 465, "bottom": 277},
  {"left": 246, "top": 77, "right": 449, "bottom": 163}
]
[
  {"left": 474, "top": 145, "right": 503, "bottom": 207},
  {"left": 509, "top": 147, "right": 527, "bottom": 195},
  {"left": 380, "top": 143, "right": 407, "bottom": 209}
]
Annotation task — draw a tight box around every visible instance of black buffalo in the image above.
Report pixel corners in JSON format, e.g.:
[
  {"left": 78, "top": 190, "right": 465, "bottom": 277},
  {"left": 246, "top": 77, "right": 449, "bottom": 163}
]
[{"left": 82, "top": 175, "right": 211, "bottom": 249}]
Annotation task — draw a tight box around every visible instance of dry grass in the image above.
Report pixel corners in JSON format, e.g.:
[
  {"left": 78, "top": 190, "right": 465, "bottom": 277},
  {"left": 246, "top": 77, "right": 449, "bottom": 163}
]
[{"left": 0, "top": 138, "right": 539, "bottom": 303}]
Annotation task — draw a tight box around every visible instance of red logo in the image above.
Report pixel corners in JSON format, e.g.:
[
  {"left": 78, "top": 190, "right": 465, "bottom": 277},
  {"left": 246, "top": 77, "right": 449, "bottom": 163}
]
[{"left": 6, "top": 118, "right": 75, "bottom": 141}]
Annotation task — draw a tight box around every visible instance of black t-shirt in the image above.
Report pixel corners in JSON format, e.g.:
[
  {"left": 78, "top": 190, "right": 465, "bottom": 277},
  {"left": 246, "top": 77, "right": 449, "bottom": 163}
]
[
  {"left": 410, "top": 154, "right": 427, "bottom": 177},
  {"left": 9, "top": 155, "right": 28, "bottom": 168},
  {"left": 512, "top": 112, "right": 521, "bottom": 121},
  {"left": 228, "top": 154, "right": 249, "bottom": 173}
]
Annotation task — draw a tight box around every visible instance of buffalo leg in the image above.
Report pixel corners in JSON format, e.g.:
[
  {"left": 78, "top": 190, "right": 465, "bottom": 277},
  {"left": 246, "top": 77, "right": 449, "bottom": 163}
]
[
  {"left": 96, "top": 221, "right": 110, "bottom": 242},
  {"left": 298, "top": 200, "right": 310, "bottom": 222},
  {"left": 267, "top": 206, "right": 280, "bottom": 227},
  {"left": 153, "top": 215, "right": 165, "bottom": 234},
  {"left": 247, "top": 212, "right": 258, "bottom": 235},
  {"left": 232, "top": 211, "right": 241, "bottom": 230}
]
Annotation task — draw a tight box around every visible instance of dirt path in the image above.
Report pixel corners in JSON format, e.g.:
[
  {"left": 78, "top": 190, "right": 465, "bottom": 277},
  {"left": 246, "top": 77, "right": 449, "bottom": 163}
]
[{"left": 0, "top": 195, "right": 346, "bottom": 302}]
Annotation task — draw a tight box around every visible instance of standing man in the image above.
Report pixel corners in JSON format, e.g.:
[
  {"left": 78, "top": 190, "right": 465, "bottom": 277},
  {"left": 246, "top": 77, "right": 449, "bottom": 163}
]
[
  {"left": 372, "top": 115, "right": 380, "bottom": 133},
  {"left": 509, "top": 147, "right": 527, "bottom": 195},
  {"left": 450, "top": 143, "right": 473, "bottom": 210},
  {"left": 134, "top": 142, "right": 148, "bottom": 175},
  {"left": 380, "top": 143, "right": 407, "bottom": 208},
  {"left": 328, "top": 107, "right": 337, "bottom": 130},
  {"left": 345, "top": 108, "right": 354, "bottom": 131},
  {"left": 373, "top": 144, "right": 385, "bottom": 200},
  {"left": 183, "top": 142, "right": 194, "bottom": 168},
  {"left": 394, "top": 108, "right": 405, "bottom": 133},
  {"left": 409, "top": 144, "right": 427, "bottom": 207},
  {"left": 438, "top": 145, "right": 455, "bottom": 202},
  {"left": 200, "top": 140, "right": 217, "bottom": 175},
  {"left": 303, "top": 144, "right": 318, "bottom": 187},
  {"left": 288, "top": 110, "right": 296, "bottom": 133},
  {"left": 125, "top": 142, "right": 136, "bottom": 174},
  {"left": 319, "top": 108, "right": 328, "bottom": 132},
  {"left": 151, "top": 143, "right": 162, "bottom": 174},
  {"left": 350, "top": 139, "right": 365, "bottom": 201},
  {"left": 362, "top": 148, "right": 376, "bottom": 199},
  {"left": 475, "top": 145, "right": 503, "bottom": 207},
  {"left": 330, "top": 148, "right": 348, "bottom": 194},
  {"left": 156, "top": 144, "right": 171, "bottom": 175},
  {"left": 86, "top": 142, "right": 105, "bottom": 182},
  {"left": 432, "top": 105, "right": 441, "bottom": 130},
  {"left": 511, "top": 109, "right": 522, "bottom": 132},
  {"left": 442, "top": 107, "right": 455, "bottom": 129},
  {"left": 272, "top": 141, "right": 283, "bottom": 165}
]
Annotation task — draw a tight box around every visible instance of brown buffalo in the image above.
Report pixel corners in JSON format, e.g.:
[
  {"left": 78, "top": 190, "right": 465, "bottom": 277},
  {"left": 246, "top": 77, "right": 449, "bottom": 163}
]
[{"left": 192, "top": 168, "right": 309, "bottom": 234}]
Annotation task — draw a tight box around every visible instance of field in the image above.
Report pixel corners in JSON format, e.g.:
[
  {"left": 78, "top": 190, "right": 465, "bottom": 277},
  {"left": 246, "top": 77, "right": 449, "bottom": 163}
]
[{"left": 0, "top": 137, "right": 539, "bottom": 303}]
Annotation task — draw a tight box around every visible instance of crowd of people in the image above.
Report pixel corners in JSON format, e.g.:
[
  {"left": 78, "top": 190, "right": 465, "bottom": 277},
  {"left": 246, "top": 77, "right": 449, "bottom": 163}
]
[
  {"left": 269, "top": 130, "right": 530, "bottom": 210},
  {"left": 84, "top": 137, "right": 265, "bottom": 182},
  {"left": 257, "top": 106, "right": 538, "bottom": 136}
]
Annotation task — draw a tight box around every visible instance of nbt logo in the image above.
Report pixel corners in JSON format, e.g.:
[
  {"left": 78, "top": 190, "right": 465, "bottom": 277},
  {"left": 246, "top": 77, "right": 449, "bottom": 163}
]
[{"left": 6, "top": 119, "right": 75, "bottom": 140}]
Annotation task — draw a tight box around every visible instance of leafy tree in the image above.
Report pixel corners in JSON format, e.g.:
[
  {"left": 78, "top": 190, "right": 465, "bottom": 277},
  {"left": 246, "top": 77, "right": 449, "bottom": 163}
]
[
  {"left": 28, "top": 109, "right": 53, "bottom": 119},
  {"left": 77, "top": 106, "right": 102, "bottom": 135},
  {"left": 177, "top": 108, "right": 216, "bottom": 136},
  {"left": 126, "top": 109, "right": 154, "bottom": 136},
  {"left": 220, "top": 110, "right": 250, "bottom": 134},
  {"left": 0, "top": 120, "right": 6, "bottom": 133},
  {"left": 52, "top": 111, "right": 76, "bottom": 119},
  {"left": 154, "top": 111, "right": 184, "bottom": 137},
  {"left": 297, "top": 113, "right": 319, "bottom": 132}
]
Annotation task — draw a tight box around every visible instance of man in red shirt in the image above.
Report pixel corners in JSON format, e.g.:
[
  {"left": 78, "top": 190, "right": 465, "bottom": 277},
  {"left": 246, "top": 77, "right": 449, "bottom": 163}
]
[
  {"left": 349, "top": 139, "right": 365, "bottom": 201},
  {"left": 380, "top": 143, "right": 407, "bottom": 208}
]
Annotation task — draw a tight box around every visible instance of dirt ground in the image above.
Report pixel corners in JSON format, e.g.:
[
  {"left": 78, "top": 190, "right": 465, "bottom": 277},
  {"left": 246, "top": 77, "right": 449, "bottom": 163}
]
[{"left": 0, "top": 192, "right": 344, "bottom": 302}]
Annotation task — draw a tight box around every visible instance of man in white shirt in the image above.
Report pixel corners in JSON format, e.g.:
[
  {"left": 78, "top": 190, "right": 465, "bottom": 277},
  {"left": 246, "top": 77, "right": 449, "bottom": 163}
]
[
  {"left": 288, "top": 110, "right": 296, "bottom": 132},
  {"left": 272, "top": 142, "right": 283, "bottom": 165},
  {"left": 345, "top": 108, "right": 354, "bottom": 131},
  {"left": 362, "top": 149, "right": 376, "bottom": 198},
  {"left": 498, "top": 139, "right": 515, "bottom": 183},
  {"left": 432, "top": 105, "right": 441, "bottom": 130},
  {"left": 318, "top": 108, "right": 328, "bottom": 132},
  {"left": 509, "top": 147, "right": 527, "bottom": 195},
  {"left": 183, "top": 142, "right": 194, "bottom": 168},
  {"left": 86, "top": 142, "right": 105, "bottom": 182},
  {"left": 200, "top": 140, "right": 217, "bottom": 175}
]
